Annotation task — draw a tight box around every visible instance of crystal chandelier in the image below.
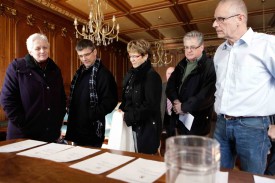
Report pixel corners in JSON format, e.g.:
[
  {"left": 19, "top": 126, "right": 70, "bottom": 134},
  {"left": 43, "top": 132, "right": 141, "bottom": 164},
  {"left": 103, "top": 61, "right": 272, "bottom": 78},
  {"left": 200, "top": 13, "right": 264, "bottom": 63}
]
[
  {"left": 73, "top": 0, "right": 119, "bottom": 46},
  {"left": 152, "top": 41, "right": 173, "bottom": 67}
]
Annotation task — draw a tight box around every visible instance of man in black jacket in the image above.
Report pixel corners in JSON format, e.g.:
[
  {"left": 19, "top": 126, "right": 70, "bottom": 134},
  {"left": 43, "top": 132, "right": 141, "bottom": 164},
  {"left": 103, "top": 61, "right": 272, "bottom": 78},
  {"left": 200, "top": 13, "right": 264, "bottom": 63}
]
[
  {"left": 65, "top": 39, "right": 118, "bottom": 147},
  {"left": 166, "top": 30, "right": 216, "bottom": 136}
]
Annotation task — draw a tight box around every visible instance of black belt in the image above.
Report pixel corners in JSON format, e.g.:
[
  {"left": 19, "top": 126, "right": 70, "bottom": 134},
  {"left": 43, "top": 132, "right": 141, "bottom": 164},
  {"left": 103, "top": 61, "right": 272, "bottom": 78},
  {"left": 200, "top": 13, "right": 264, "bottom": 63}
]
[{"left": 222, "top": 114, "right": 260, "bottom": 120}]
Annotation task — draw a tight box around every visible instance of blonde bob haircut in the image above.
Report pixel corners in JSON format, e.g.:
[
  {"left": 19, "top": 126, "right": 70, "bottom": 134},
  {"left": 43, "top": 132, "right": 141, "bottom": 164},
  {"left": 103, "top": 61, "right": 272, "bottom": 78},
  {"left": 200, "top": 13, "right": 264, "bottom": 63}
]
[{"left": 127, "top": 39, "right": 152, "bottom": 59}]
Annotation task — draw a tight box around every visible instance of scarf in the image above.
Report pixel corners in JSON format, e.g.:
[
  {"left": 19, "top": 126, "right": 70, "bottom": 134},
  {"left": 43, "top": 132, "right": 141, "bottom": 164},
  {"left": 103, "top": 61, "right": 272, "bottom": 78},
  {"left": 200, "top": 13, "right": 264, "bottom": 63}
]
[
  {"left": 68, "top": 59, "right": 103, "bottom": 138},
  {"left": 69, "top": 59, "right": 100, "bottom": 109}
]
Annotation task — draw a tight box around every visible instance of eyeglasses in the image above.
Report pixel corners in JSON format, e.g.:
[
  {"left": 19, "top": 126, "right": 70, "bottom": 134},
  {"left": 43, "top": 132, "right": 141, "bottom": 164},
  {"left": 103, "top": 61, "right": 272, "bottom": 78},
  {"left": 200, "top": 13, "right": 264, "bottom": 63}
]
[
  {"left": 184, "top": 45, "right": 201, "bottom": 51},
  {"left": 213, "top": 14, "right": 240, "bottom": 24},
  {"left": 128, "top": 55, "right": 141, "bottom": 59},
  {"left": 78, "top": 50, "right": 94, "bottom": 59}
]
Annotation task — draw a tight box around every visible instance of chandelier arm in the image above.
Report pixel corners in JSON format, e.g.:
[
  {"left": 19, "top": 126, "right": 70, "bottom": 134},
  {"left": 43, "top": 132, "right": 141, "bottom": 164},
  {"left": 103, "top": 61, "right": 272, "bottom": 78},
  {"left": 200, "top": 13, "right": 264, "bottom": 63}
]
[
  {"left": 164, "top": 58, "right": 173, "bottom": 65},
  {"left": 74, "top": 0, "right": 119, "bottom": 46},
  {"left": 74, "top": 25, "right": 89, "bottom": 37},
  {"left": 152, "top": 40, "right": 173, "bottom": 67},
  {"left": 98, "top": 23, "right": 117, "bottom": 36}
]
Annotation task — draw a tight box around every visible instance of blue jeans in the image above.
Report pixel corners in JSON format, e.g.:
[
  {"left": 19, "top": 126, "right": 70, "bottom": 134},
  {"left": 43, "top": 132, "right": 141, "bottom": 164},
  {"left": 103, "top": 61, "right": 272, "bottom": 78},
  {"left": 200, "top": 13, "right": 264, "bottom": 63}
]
[{"left": 214, "top": 115, "right": 271, "bottom": 174}]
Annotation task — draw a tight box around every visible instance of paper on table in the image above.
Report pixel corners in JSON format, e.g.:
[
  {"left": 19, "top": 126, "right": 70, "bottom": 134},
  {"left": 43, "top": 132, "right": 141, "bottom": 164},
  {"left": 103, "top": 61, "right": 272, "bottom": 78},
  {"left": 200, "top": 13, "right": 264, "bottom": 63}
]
[
  {"left": 17, "top": 143, "right": 73, "bottom": 158},
  {"left": 107, "top": 158, "right": 166, "bottom": 183},
  {"left": 179, "top": 113, "right": 194, "bottom": 130},
  {"left": 168, "top": 170, "right": 228, "bottom": 183},
  {"left": 0, "top": 140, "right": 47, "bottom": 153},
  {"left": 215, "top": 171, "right": 228, "bottom": 183},
  {"left": 70, "top": 152, "right": 135, "bottom": 174},
  {"left": 254, "top": 175, "right": 275, "bottom": 183},
  {"left": 44, "top": 146, "right": 100, "bottom": 162}
]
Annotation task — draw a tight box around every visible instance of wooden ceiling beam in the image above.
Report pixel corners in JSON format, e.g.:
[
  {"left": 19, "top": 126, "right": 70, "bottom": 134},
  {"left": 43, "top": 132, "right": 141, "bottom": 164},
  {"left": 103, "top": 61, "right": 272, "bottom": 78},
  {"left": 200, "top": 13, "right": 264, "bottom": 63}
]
[
  {"left": 126, "top": 14, "right": 151, "bottom": 31},
  {"left": 269, "top": 14, "right": 275, "bottom": 27},
  {"left": 130, "top": 1, "right": 173, "bottom": 14},
  {"left": 248, "top": 8, "right": 275, "bottom": 16},
  {"left": 148, "top": 29, "right": 164, "bottom": 40},
  {"left": 107, "top": 0, "right": 131, "bottom": 14}
]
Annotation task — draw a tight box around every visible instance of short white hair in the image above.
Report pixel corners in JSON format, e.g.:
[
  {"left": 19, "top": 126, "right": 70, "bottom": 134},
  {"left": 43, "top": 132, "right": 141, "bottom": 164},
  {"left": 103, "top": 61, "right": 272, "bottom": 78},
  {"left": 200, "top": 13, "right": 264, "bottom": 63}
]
[{"left": 26, "top": 33, "right": 49, "bottom": 52}]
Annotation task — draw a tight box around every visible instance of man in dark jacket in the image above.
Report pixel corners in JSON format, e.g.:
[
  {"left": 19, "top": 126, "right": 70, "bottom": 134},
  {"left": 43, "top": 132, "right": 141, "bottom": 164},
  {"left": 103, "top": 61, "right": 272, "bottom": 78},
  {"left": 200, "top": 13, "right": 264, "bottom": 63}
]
[
  {"left": 65, "top": 39, "right": 118, "bottom": 147},
  {"left": 0, "top": 33, "right": 66, "bottom": 142},
  {"left": 166, "top": 30, "right": 216, "bottom": 136}
]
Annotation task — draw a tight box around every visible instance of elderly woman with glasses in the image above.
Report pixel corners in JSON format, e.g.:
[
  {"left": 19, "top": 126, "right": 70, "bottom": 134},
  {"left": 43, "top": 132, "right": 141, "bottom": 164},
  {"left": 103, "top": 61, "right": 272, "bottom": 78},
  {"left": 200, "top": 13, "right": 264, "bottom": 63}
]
[
  {"left": 0, "top": 33, "right": 66, "bottom": 142},
  {"left": 118, "top": 39, "right": 162, "bottom": 154}
]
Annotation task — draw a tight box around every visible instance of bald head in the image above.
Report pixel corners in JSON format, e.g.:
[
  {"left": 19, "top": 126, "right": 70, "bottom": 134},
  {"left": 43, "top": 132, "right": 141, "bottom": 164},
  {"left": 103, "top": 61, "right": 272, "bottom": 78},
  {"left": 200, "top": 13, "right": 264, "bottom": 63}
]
[
  {"left": 166, "top": 67, "right": 175, "bottom": 81},
  {"left": 217, "top": 0, "right": 248, "bottom": 22},
  {"left": 213, "top": 0, "right": 248, "bottom": 44}
]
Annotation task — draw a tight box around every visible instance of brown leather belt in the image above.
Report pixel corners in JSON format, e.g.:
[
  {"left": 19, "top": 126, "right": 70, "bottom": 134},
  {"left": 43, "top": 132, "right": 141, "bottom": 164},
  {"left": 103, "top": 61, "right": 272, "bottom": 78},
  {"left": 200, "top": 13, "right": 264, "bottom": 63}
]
[{"left": 222, "top": 114, "right": 260, "bottom": 120}]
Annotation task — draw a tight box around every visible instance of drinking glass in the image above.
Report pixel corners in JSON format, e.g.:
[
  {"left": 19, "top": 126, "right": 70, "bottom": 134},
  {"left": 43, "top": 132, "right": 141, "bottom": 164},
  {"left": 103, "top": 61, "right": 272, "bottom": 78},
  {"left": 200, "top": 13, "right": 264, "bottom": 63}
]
[{"left": 165, "top": 135, "right": 220, "bottom": 183}]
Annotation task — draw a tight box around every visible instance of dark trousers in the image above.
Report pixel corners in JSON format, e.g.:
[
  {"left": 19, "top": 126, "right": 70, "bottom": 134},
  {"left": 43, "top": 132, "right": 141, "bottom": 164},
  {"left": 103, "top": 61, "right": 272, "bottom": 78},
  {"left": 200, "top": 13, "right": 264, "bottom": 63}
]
[
  {"left": 265, "top": 140, "right": 275, "bottom": 175},
  {"left": 265, "top": 115, "right": 275, "bottom": 175},
  {"left": 163, "top": 112, "right": 175, "bottom": 137}
]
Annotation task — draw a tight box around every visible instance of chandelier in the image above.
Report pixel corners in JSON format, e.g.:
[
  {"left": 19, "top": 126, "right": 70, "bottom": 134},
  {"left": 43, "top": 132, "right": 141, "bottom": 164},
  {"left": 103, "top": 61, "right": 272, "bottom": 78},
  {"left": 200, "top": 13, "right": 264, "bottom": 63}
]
[
  {"left": 152, "top": 41, "right": 173, "bottom": 67},
  {"left": 73, "top": 0, "right": 119, "bottom": 46}
]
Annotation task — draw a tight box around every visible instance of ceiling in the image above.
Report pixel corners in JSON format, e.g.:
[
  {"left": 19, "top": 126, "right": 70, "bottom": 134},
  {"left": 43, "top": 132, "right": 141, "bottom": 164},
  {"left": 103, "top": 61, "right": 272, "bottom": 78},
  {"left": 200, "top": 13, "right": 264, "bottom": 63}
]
[{"left": 27, "top": 0, "right": 275, "bottom": 49}]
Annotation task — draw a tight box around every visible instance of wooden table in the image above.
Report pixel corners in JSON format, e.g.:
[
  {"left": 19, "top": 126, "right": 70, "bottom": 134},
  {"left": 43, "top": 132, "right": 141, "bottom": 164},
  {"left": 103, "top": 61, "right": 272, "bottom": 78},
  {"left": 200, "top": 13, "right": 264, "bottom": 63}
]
[{"left": 0, "top": 139, "right": 274, "bottom": 183}]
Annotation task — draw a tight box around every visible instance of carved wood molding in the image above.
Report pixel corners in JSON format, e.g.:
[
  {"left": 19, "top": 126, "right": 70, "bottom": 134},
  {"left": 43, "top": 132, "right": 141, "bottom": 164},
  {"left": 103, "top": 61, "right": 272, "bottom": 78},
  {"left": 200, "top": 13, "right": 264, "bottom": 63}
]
[
  {"left": 25, "top": 0, "right": 86, "bottom": 24},
  {"left": 0, "top": 3, "right": 17, "bottom": 17},
  {"left": 61, "top": 27, "right": 67, "bottom": 37},
  {"left": 26, "top": 14, "right": 35, "bottom": 26},
  {"left": 42, "top": 20, "right": 56, "bottom": 32}
]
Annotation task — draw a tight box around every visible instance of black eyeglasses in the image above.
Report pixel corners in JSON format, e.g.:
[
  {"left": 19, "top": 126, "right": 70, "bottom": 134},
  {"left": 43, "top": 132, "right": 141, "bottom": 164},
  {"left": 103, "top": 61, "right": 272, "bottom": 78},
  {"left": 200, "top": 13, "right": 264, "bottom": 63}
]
[
  {"left": 184, "top": 45, "right": 201, "bottom": 51},
  {"left": 213, "top": 14, "right": 240, "bottom": 23},
  {"left": 128, "top": 55, "right": 141, "bottom": 59},
  {"left": 78, "top": 50, "right": 94, "bottom": 59}
]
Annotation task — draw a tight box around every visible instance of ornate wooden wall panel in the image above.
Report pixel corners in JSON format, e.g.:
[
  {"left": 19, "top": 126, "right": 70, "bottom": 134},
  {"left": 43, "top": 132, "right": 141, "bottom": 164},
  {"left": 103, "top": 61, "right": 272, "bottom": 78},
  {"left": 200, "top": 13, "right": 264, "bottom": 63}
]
[
  {"left": 53, "top": 33, "right": 75, "bottom": 94},
  {"left": 0, "top": 3, "right": 17, "bottom": 121},
  {"left": 0, "top": 0, "right": 130, "bottom": 121},
  {"left": 15, "top": 18, "right": 40, "bottom": 58}
]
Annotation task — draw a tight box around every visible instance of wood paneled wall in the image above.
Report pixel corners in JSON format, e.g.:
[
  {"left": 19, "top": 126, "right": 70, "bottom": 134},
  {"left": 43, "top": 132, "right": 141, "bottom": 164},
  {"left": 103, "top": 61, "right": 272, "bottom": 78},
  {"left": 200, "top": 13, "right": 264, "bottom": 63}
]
[
  {"left": 0, "top": 0, "right": 129, "bottom": 121},
  {"left": 0, "top": 0, "right": 184, "bottom": 121}
]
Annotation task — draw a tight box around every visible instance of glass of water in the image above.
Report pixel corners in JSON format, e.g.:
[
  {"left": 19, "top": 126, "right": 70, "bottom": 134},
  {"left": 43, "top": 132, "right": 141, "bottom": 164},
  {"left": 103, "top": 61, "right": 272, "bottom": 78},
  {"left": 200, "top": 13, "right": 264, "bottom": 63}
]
[{"left": 165, "top": 135, "right": 220, "bottom": 183}]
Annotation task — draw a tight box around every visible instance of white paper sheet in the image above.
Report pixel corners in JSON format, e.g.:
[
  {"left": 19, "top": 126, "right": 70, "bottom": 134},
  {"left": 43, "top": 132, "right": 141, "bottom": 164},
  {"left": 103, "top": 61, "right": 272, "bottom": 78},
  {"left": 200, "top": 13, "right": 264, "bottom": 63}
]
[
  {"left": 174, "top": 170, "right": 228, "bottom": 183},
  {"left": 0, "top": 140, "right": 47, "bottom": 153},
  {"left": 17, "top": 143, "right": 73, "bottom": 158},
  {"left": 107, "top": 158, "right": 166, "bottom": 183},
  {"left": 70, "top": 152, "right": 135, "bottom": 174},
  {"left": 179, "top": 113, "right": 194, "bottom": 130},
  {"left": 215, "top": 171, "right": 228, "bottom": 183},
  {"left": 44, "top": 146, "right": 100, "bottom": 162},
  {"left": 254, "top": 175, "right": 275, "bottom": 183}
]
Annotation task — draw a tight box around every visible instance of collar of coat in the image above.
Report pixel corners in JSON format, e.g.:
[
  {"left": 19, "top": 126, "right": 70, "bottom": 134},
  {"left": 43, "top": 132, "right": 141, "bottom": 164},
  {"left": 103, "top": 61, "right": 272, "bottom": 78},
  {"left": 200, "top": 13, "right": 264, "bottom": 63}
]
[
  {"left": 24, "top": 54, "right": 55, "bottom": 71},
  {"left": 178, "top": 51, "right": 209, "bottom": 73},
  {"left": 128, "top": 59, "right": 152, "bottom": 82}
]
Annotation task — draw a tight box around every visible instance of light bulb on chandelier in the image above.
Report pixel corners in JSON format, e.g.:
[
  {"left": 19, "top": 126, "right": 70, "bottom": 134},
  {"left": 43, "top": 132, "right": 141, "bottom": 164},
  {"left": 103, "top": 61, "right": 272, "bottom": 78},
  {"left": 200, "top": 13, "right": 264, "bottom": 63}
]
[{"left": 73, "top": 0, "right": 119, "bottom": 46}]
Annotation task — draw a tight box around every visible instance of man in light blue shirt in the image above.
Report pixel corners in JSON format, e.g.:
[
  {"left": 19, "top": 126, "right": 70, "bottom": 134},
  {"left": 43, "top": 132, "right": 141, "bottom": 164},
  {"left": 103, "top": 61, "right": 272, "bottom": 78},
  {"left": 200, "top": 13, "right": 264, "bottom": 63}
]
[{"left": 212, "top": 0, "right": 275, "bottom": 174}]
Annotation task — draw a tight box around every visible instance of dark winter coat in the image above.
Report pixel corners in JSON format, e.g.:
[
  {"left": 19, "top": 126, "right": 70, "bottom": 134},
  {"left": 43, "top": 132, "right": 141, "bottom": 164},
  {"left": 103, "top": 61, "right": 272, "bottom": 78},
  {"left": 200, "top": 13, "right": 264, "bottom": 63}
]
[
  {"left": 0, "top": 54, "right": 66, "bottom": 142},
  {"left": 166, "top": 51, "right": 216, "bottom": 135},
  {"left": 119, "top": 60, "right": 162, "bottom": 154},
  {"left": 65, "top": 62, "right": 118, "bottom": 146}
]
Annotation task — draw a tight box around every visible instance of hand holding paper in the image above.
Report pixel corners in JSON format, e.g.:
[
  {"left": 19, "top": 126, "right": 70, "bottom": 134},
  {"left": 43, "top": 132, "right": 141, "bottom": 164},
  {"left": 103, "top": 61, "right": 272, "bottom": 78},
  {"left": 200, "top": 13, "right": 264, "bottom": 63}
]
[{"left": 179, "top": 113, "right": 194, "bottom": 130}]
